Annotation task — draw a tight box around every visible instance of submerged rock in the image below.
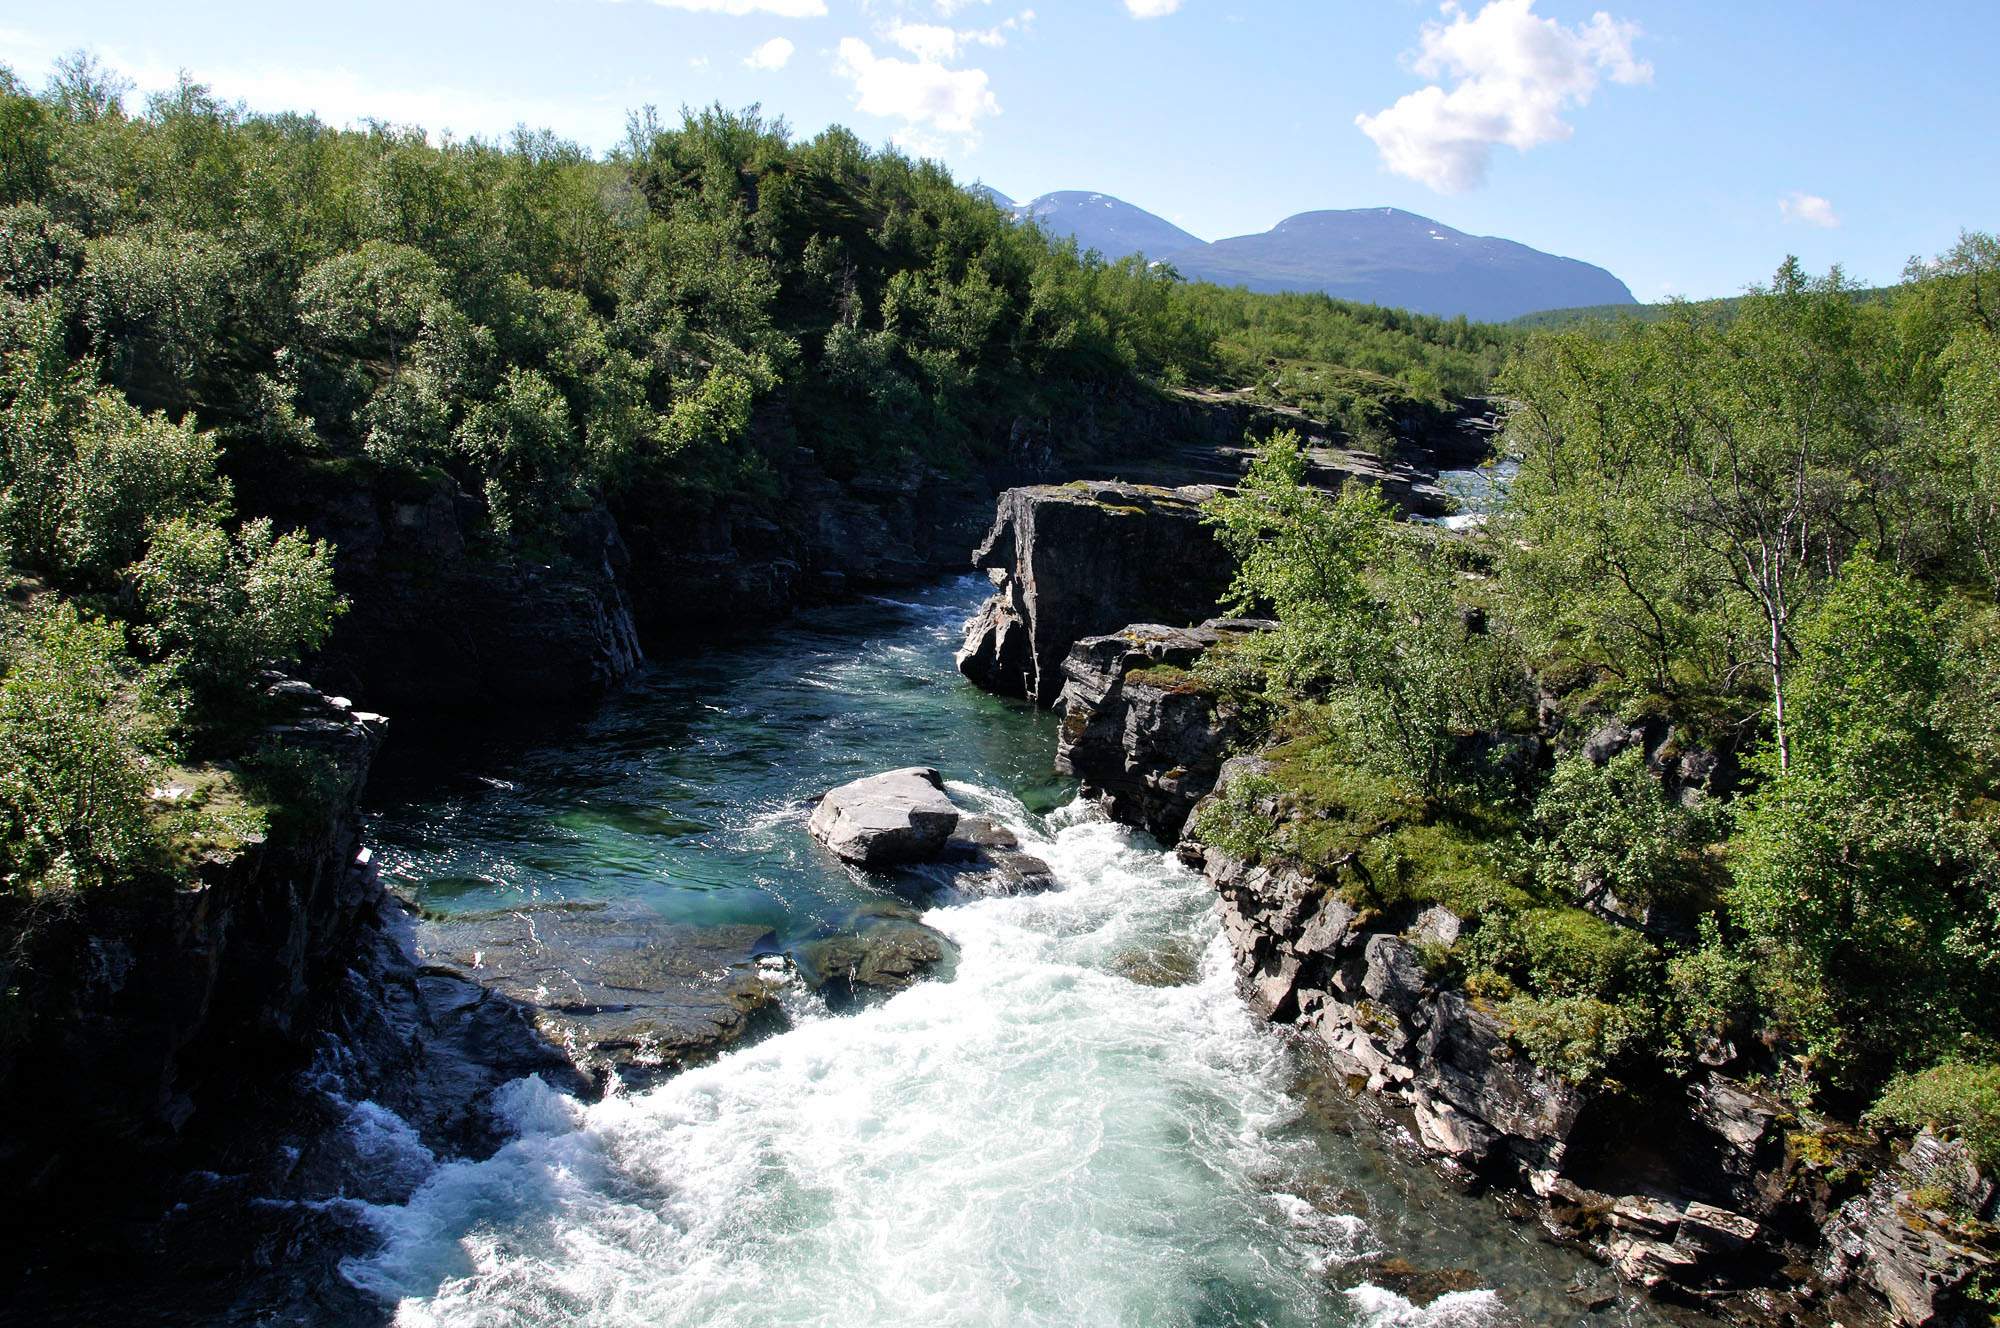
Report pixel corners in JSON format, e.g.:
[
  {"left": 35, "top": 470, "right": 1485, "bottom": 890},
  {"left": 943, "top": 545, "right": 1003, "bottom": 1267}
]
[
  {"left": 414, "top": 903, "right": 786, "bottom": 1089},
  {"left": 809, "top": 767, "right": 961, "bottom": 867},
  {"left": 795, "top": 916, "right": 959, "bottom": 1009}
]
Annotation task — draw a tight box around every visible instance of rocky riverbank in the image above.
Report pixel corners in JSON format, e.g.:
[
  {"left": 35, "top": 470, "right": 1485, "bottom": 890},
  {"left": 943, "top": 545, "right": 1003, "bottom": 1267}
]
[
  {"left": 1050, "top": 611, "right": 1999, "bottom": 1328},
  {"left": 953, "top": 432, "right": 1463, "bottom": 710}
]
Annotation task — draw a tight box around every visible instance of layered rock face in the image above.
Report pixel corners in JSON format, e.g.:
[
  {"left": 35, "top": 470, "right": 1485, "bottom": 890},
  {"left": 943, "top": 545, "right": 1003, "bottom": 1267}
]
[
  {"left": 267, "top": 473, "right": 644, "bottom": 713},
  {"left": 956, "top": 483, "right": 1236, "bottom": 706},
  {"left": 1057, "top": 623, "right": 1996, "bottom": 1326},
  {"left": 1054, "top": 619, "right": 1271, "bottom": 841}
]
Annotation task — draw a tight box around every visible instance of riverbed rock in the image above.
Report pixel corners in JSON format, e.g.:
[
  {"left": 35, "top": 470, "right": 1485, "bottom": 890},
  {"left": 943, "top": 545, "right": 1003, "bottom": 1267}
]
[
  {"left": 809, "top": 767, "right": 962, "bottom": 867},
  {"left": 795, "top": 917, "right": 959, "bottom": 1009},
  {"left": 909, "top": 815, "right": 1058, "bottom": 897},
  {"left": 956, "top": 482, "right": 1237, "bottom": 706},
  {"left": 413, "top": 903, "right": 787, "bottom": 1089}
]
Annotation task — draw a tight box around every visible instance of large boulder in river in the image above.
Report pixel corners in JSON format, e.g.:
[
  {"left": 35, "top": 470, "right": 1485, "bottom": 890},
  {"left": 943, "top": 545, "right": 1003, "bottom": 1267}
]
[{"left": 810, "top": 767, "right": 961, "bottom": 866}]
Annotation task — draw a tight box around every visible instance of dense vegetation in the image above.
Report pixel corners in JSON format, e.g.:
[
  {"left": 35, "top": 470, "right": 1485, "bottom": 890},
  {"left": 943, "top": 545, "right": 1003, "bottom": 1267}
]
[
  {"left": 0, "top": 56, "right": 1513, "bottom": 906},
  {"left": 1174, "top": 284, "right": 1519, "bottom": 450},
  {"left": 1194, "top": 242, "right": 2000, "bottom": 1174}
]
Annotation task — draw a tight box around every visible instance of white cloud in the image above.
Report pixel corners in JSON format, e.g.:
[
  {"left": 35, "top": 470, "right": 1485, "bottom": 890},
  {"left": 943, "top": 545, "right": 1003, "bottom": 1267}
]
[
  {"left": 745, "top": 36, "right": 795, "bottom": 69},
  {"left": 1355, "top": 0, "right": 1651, "bottom": 193},
  {"left": 643, "top": 0, "right": 827, "bottom": 15},
  {"left": 834, "top": 36, "right": 998, "bottom": 136},
  {"left": 1124, "top": 0, "right": 1182, "bottom": 16},
  {"left": 1778, "top": 191, "right": 1841, "bottom": 229},
  {"left": 8, "top": 49, "right": 627, "bottom": 148},
  {"left": 889, "top": 22, "right": 964, "bottom": 61},
  {"left": 886, "top": 15, "right": 1019, "bottom": 60}
]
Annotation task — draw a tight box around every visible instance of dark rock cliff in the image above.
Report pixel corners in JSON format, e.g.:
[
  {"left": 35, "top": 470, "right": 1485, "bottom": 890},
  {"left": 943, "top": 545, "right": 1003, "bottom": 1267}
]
[
  {"left": 1054, "top": 619, "right": 1270, "bottom": 840},
  {"left": 0, "top": 682, "right": 386, "bottom": 1197},
  {"left": 956, "top": 483, "right": 1237, "bottom": 706},
  {"left": 260, "top": 467, "right": 644, "bottom": 714}
]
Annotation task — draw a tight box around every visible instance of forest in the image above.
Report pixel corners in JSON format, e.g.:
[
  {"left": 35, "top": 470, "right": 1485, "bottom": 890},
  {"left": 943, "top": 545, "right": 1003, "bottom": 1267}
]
[{"left": 0, "top": 58, "right": 1500, "bottom": 908}]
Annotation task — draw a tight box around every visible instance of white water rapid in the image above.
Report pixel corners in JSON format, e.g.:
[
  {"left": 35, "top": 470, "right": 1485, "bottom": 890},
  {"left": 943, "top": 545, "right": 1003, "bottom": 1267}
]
[{"left": 342, "top": 789, "right": 1517, "bottom": 1328}]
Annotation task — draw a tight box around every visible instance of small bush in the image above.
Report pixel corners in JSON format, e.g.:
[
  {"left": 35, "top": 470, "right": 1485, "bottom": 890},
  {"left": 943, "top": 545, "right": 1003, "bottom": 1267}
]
[
  {"left": 0, "top": 601, "right": 176, "bottom": 893},
  {"left": 1500, "top": 993, "right": 1650, "bottom": 1085},
  {"left": 1533, "top": 749, "right": 1724, "bottom": 910},
  {"left": 1190, "top": 774, "right": 1280, "bottom": 863},
  {"left": 1867, "top": 1062, "right": 2000, "bottom": 1170},
  {"left": 132, "top": 516, "right": 345, "bottom": 697},
  {"left": 1467, "top": 905, "right": 1652, "bottom": 1002},
  {"left": 241, "top": 740, "right": 348, "bottom": 840}
]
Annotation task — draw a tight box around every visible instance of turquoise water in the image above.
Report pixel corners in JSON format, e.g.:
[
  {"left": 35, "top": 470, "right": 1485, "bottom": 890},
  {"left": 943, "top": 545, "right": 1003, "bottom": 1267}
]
[{"left": 350, "top": 577, "right": 1668, "bottom": 1328}]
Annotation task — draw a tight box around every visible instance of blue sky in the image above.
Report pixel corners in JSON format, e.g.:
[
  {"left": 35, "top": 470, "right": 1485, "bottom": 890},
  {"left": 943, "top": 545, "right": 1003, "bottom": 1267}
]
[{"left": 2, "top": 0, "right": 1992, "bottom": 303}]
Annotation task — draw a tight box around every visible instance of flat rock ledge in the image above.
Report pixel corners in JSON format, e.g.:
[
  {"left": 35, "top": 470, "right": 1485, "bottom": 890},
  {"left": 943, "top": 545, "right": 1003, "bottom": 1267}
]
[{"left": 809, "top": 767, "right": 961, "bottom": 867}]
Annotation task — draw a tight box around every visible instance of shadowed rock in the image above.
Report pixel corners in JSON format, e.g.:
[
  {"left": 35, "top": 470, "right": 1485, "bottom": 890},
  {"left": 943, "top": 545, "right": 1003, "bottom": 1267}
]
[{"left": 904, "top": 814, "right": 1057, "bottom": 898}]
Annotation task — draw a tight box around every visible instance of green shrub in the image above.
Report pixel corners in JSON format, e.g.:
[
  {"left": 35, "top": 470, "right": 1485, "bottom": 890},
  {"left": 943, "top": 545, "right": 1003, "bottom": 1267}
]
[
  {"left": 0, "top": 601, "right": 176, "bottom": 893},
  {"left": 1469, "top": 905, "right": 1653, "bottom": 1001},
  {"left": 1500, "top": 993, "right": 1650, "bottom": 1085},
  {"left": 242, "top": 740, "right": 347, "bottom": 840},
  {"left": 1189, "top": 774, "right": 1281, "bottom": 863},
  {"left": 1663, "top": 915, "right": 1756, "bottom": 1064},
  {"left": 1867, "top": 1062, "right": 2000, "bottom": 1170},
  {"left": 132, "top": 516, "right": 345, "bottom": 697},
  {"left": 1533, "top": 750, "right": 1724, "bottom": 909}
]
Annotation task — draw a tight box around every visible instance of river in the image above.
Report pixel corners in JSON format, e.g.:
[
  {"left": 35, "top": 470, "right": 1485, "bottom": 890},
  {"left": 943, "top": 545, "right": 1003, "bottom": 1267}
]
[{"left": 342, "top": 575, "right": 1670, "bottom": 1328}]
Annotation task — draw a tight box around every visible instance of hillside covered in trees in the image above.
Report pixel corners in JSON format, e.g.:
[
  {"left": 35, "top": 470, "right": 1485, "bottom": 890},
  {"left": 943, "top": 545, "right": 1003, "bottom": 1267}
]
[
  {"left": 0, "top": 57, "right": 1521, "bottom": 906},
  {"left": 1191, "top": 241, "right": 2000, "bottom": 1193}
]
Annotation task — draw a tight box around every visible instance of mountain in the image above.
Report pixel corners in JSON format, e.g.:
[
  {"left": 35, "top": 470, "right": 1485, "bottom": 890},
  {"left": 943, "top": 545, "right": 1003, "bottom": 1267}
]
[
  {"left": 1003, "top": 190, "right": 1206, "bottom": 262},
  {"left": 969, "top": 184, "right": 1637, "bottom": 323},
  {"left": 1163, "top": 208, "right": 1635, "bottom": 322}
]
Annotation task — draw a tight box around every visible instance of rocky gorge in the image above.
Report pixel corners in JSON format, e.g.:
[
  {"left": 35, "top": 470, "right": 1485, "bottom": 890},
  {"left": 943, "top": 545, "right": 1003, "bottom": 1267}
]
[
  {"left": 998, "top": 495, "right": 2000, "bottom": 1328},
  {"left": 16, "top": 390, "right": 1983, "bottom": 1328}
]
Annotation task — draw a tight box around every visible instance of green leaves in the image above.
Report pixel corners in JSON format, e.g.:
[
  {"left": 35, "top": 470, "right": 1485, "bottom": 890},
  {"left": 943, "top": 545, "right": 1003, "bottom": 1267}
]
[
  {"left": 133, "top": 515, "right": 344, "bottom": 697},
  {"left": 0, "top": 601, "right": 177, "bottom": 894},
  {"left": 1204, "top": 430, "right": 1525, "bottom": 800},
  {"left": 1727, "top": 558, "right": 2000, "bottom": 1082}
]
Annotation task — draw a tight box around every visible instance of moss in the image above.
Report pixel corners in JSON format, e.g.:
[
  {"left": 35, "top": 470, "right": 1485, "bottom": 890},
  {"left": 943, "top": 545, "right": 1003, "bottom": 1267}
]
[
  {"left": 1122, "top": 664, "right": 1213, "bottom": 696},
  {"left": 151, "top": 762, "right": 266, "bottom": 865}
]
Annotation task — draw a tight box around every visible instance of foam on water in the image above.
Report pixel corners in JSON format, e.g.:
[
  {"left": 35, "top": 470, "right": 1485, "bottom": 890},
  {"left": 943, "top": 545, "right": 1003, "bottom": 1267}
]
[
  {"left": 346, "top": 580, "right": 1661, "bottom": 1328},
  {"left": 345, "top": 801, "right": 1495, "bottom": 1328}
]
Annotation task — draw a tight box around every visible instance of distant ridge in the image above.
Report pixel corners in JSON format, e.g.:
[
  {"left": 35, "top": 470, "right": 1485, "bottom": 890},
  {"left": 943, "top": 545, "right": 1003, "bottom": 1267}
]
[
  {"left": 1167, "top": 208, "right": 1635, "bottom": 323},
  {"left": 1011, "top": 191, "right": 1205, "bottom": 262},
  {"left": 972, "top": 186, "right": 1636, "bottom": 323}
]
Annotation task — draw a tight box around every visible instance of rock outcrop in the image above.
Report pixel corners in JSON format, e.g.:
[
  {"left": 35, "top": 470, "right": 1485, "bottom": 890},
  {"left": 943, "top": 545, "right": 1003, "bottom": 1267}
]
[
  {"left": 810, "top": 767, "right": 963, "bottom": 867},
  {"left": 0, "top": 680, "right": 386, "bottom": 1196},
  {"left": 1059, "top": 617, "right": 1997, "bottom": 1326},
  {"left": 956, "top": 483, "right": 1236, "bottom": 705},
  {"left": 263, "top": 470, "right": 644, "bottom": 713},
  {"left": 1055, "top": 618, "right": 1273, "bottom": 841},
  {"left": 913, "top": 814, "right": 1059, "bottom": 898}
]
